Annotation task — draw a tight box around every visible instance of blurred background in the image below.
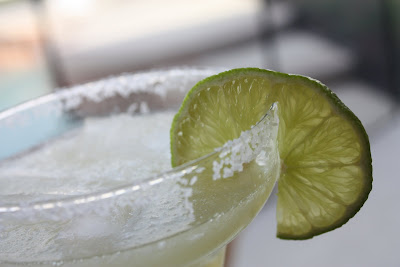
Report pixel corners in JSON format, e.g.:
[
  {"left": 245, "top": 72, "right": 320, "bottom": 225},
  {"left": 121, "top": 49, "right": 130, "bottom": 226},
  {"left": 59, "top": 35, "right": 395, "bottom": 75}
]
[{"left": 0, "top": 0, "right": 399, "bottom": 266}]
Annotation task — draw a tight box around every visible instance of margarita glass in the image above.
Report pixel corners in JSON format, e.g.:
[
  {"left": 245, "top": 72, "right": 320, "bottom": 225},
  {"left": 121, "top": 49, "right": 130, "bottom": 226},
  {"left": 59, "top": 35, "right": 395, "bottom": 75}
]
[{"left": 0, "top": 68, "right": 280, "bottom": 267}]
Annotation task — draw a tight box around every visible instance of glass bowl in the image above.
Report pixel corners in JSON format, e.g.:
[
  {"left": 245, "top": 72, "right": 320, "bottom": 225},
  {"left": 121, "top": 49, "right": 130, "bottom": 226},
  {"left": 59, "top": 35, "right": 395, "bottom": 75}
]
[{"left": 0, "top": 67, "right": 280, "bottom": 267}]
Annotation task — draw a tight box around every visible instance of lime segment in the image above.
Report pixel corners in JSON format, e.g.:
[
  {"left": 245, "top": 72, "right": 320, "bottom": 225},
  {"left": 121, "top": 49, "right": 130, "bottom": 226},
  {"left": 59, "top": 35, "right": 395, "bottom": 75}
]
[{"left": 170, "top": 68, "right": 372, "bottom": 239}]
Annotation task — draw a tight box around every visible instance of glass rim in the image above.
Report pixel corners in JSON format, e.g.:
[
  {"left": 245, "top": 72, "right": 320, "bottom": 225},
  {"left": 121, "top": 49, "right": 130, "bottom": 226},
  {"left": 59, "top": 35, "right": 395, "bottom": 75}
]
[{"left": 0, "top": 66, "right": 273, "bottom": 216}]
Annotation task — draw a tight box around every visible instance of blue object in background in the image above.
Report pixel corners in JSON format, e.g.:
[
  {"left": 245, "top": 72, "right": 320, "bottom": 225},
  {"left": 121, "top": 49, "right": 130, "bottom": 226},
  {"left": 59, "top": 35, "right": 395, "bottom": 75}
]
[{"left": 0, "top": 65, "right": 52, "bottom": 112}]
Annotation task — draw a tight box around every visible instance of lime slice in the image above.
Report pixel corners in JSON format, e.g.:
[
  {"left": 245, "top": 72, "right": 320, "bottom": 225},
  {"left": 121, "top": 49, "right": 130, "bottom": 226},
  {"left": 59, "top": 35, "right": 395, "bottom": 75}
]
[{"left": 170, "top": 68, "right": 372, "bottom": 239}]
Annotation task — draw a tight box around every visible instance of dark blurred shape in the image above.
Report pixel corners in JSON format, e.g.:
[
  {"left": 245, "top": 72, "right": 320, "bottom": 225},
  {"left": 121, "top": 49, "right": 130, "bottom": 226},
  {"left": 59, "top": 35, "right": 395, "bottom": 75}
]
[
  {"left": 285, "top": 0, "right": 400, "bottom": 100},
  {"left": 379, "top": 0, "right": 400, "bottom": 100},
  {"left": 31, "top": 0, "right": 68, "bottom": 87}
]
